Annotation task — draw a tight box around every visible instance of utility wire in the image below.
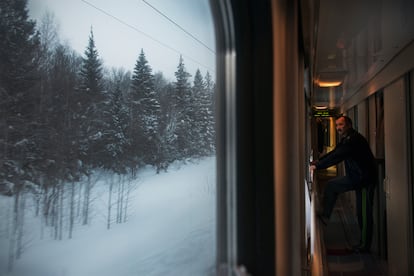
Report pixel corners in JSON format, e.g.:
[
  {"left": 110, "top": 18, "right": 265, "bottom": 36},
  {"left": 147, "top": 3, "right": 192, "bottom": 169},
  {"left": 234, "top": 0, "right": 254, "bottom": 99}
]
[
  {"left": 142, "top": 0, "right": 215, "bottom": 54},
  {"left": 80, "top": 0, "right": 215, "bottom": 72}
]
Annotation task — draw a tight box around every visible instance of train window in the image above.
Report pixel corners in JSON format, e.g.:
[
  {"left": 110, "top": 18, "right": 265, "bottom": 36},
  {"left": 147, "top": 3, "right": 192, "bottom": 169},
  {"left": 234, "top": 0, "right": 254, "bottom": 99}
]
[{"left": 0, "top": 0, "right": 216, "bottom": 275}]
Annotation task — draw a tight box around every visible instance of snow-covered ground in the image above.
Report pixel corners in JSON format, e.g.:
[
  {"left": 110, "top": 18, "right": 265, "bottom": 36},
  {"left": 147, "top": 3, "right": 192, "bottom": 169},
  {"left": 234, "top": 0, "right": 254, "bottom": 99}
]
[{"left": 0, "top": 157, "right": 216, "bottom": 276}]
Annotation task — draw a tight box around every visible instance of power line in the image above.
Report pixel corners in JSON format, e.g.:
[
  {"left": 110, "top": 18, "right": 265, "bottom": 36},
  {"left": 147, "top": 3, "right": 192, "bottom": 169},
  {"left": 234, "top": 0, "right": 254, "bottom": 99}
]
[
  {"left": 142, "top": 0, "right": 215, "bottom": 54},
  {"left": 80, "top": 0, "right": 215, "bottom": 73}
]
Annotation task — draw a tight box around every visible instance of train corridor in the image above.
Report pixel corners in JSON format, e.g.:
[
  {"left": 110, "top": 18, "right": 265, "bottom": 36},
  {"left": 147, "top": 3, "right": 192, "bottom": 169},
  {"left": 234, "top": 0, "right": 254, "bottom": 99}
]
[{"left": 316, "top": 168, "right": 388, "bottom": 276}]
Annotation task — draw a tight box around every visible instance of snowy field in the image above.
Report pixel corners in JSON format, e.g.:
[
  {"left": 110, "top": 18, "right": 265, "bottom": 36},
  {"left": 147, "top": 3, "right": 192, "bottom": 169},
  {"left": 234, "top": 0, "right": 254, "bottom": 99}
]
[{"left": 0, "top": 157, "right": 216, "bottom": 276}]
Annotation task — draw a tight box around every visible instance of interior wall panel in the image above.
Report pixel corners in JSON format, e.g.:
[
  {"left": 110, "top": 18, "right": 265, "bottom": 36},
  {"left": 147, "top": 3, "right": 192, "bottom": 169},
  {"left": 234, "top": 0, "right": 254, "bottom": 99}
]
[{"left": 383, "top": 77, "right": 410, "bottom": 276}]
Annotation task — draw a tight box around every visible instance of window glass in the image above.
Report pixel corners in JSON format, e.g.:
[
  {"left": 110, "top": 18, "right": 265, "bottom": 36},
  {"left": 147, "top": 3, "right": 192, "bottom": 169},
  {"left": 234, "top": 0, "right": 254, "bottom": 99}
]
[{"left": 0, "top": 0, "right": 216, "bottom": 275}]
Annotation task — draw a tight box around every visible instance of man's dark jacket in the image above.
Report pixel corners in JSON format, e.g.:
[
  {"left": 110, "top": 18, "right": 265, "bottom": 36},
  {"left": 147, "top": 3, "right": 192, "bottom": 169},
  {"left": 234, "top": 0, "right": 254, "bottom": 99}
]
[{"left": 315, "top": 128, "right": 377, "bottom": 187}]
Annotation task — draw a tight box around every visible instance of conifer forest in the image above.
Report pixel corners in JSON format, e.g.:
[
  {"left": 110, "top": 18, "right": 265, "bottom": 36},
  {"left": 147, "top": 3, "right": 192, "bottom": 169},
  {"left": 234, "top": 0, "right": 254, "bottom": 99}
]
[{"left": 0, "top": 0, "right": 215, "bottom": 271}]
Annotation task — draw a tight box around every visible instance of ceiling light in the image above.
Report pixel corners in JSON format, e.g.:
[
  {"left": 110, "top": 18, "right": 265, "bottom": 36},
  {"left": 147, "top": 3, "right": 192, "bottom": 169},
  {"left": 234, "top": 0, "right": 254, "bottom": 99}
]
[
  {"left": 318, "top": 81, "right": 342, "bottom": 87},
  {"left": 315, "top": 69, "right": 347, "bottom": 87},
  {"left": 313, "top": 105, "right": 328, "bottom": 110}
]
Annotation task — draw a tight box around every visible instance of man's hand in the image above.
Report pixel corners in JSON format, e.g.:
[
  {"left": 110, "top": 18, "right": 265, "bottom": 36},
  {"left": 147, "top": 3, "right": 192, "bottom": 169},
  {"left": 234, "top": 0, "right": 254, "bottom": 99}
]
[
  {"left": 309, "top": 164, "right": 317, "bottom": 172},
  {"left": 310, "top": 160, "right": 318, "bottom": 166}
]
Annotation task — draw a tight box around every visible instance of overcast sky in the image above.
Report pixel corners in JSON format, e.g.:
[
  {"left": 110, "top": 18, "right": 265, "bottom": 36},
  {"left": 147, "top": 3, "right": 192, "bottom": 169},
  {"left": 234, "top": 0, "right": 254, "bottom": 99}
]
[{"left": 27, "top": 0, "right": 216, "bottom": 81}]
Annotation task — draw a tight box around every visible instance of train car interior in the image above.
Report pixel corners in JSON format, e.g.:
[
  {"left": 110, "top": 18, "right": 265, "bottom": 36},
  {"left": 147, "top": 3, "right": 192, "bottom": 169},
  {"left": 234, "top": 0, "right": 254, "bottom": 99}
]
[
  {"left": 4, "top": 1, "right": 413, "bottom": 275},
  {"left": 212, "top": 0, "right": 414, "bottom": 275}
]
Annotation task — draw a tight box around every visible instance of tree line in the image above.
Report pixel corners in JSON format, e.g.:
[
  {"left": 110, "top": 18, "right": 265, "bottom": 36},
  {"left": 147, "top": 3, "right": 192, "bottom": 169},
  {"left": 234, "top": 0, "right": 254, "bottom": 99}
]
[
  {"left": 0, "top": 1, "right": 215, "bottom": 270},
  {"left": 0, "top": 0, "right": 216, "bottom": 197}
]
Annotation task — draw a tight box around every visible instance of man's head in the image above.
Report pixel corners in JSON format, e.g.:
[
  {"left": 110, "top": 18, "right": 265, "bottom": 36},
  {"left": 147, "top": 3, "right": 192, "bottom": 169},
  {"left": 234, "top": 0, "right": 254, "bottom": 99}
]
[{"left": 335, "top": 116, "right": 352, "bottom": 137}]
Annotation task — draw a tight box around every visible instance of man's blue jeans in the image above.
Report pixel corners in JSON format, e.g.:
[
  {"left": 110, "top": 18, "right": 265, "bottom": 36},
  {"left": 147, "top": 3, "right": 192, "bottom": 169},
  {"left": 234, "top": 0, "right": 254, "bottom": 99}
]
[
  {"left": 322, "top": 176, "right": 355, "bottom": 218},
  {"left": 322, "top": 176, "right": 375, "bottom": 249}
]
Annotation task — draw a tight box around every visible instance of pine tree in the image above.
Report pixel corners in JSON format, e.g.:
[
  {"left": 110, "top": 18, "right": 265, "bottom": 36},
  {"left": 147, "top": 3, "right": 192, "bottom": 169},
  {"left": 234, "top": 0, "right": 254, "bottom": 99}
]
[
  {"left": 0, "top": 0, "right": 41, "bottom": 270},
  {"left": 0, "top": 0, "right": 41, "bottom": 191},
  {"left": 204, "top": 71, "right": 216, "bottom": 153},
  {"left": 0, "top": 0, "right": 40, "bottom": 94},
  {"left": 204, "top": 71, "right": 215, "bottom": 115},
  {"left": 77, "top": 28, "right": 106, "bottom": 169},
  {"left": 192, "top": 69, "right": 215, "bottom": 156},
  {"left": 129, "top": 49, "right": 161, "bottom": 166},
  {"left": 153, "top": 73, "right": 175, "bottom": 172},
  {"left": 102, "top": 81, "right": 130, "bottom": 173},
  {"left": 172, "top": 55, "right": 192, "bottom": 159}
]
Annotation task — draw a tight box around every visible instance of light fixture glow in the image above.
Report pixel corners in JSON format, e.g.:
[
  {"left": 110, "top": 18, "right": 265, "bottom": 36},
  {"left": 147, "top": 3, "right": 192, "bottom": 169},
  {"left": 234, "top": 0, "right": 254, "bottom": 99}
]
[
  {"left": 313, "top": 105, "right": 328, "bottom": 110},
  {"left": 318, "top": 81, "right": 342, "bottom": 87}
]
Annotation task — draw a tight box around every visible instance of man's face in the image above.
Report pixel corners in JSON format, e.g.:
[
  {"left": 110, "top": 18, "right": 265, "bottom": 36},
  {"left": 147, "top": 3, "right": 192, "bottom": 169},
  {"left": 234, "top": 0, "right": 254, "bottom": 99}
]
[{"left": 335, "top": 117, "right": 350, "bottom": 136}]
